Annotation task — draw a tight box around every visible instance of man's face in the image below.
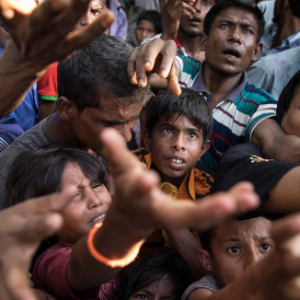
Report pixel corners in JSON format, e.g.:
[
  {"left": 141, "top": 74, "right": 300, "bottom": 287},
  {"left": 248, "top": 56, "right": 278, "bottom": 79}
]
[
  {"left": 70, "top": 96, "right": 143, "bottom": 153},
  {"left": 204, "top": 7, "right": 261, "bottom": 76},
  {"left": 145, "top": 115, "right": 209, "bottom": 187},
  {"left": 75, "top": 0, "right": 103, "bottom": 29},
  {"left": 209, "top": 218, "right": 273, "bottom": 287},
  {"left": 281, "top": 86, "right": 300, "bottom": 138},
  {"left": 179, "top": 0, "right": 215, "bottom": 37},
  {"left": 58, "top": 162, "right": 111, "bottom": 245}
]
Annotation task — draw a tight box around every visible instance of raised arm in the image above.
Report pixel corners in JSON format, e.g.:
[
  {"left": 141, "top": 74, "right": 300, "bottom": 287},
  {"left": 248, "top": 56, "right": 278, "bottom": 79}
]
[
  {"left": 0, "top": 0, "right": 114, "bottom": 117},
  {"left": 67, "top": 128, "right": 259, "bottom": 291}
]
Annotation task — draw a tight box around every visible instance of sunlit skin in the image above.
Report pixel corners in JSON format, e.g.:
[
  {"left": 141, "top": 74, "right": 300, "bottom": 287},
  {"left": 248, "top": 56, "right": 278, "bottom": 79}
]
[
  {"left": 203, "top": 6, "right": 262, "bottom": 77},
  {"left": 144, "top": 115, "right": 210, "bottom": 188},
  {"left": 281, "top": 86, "right": 300, "bottom": 138},
  {"left": 135, "top": 20, "right": 158, "bottom": 44},
  {"left": 198, "top": 217, "right": 274, "bottom": 288},
  {"left": 57, "top": 162, "right": 112, "bottom": 245},
  {"left": 179, "top": 0, "right": 215, "bottom": 37},
  {"left": 128, "top": 275, "right": 175, "bottom": 300}
]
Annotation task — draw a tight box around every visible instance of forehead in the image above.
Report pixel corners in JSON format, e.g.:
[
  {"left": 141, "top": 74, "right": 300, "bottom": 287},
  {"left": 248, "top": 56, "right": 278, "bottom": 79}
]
[
  {"left": 156, "top": 114, "right": 199, "bottom": 129},
  {"left": 137, "top": 19, "right": 156, "bottom": 29},
  {"left": 61, "top": 162, "right": 89, "bottom": 187},
  {"left": 212, "top": 6, "right": 259, "bottom": 31},
  {"left": 213, "top": 217, "right": 272, "bottom": 242},
  {"left": 142, "top": 276, "right": 175, "bottom": 297}
]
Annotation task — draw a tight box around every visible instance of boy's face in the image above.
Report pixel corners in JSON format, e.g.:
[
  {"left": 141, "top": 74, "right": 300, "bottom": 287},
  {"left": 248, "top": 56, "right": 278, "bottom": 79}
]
[
  {"left": 57, "top": 162, "right": 111, "bottom": 245},
  {"left": 135, "top": 20, "right": 158, "bottom": 45},
  {"left": 144, "top": 114, "right": 210, "bottom": 186},
  {"left": 180, "top": 0, "right": 215, "bottom": 37},
  {"left": 75, "top": 0, "right": 103, "bottom": 29},
  {"left": 281, "top": 86, "right": 300, "bottom": 138},
  {"left": 199, "top": 217, "right": 274, "bottom": 288},
  {"left": 203, "top": 7, "right": 262, "bottom": 76}
]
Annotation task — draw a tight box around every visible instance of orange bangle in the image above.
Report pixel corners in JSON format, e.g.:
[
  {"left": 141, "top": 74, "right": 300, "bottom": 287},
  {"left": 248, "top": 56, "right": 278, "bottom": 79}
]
[{"left": 87, "top": 222, "right": 143, "bottom": 268}]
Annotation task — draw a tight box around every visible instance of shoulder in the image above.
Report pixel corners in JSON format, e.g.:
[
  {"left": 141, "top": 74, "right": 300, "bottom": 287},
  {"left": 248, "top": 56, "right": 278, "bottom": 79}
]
[
  {"left": 179, "top": 55, "right": 201, "bottom": 76},
  {"left": 193, "top": 168, "right": 214, "bottom": 198},
  {"left": 188, "top": 288, "right": 214, "bottom": 300},
  {"left": 242, "top": 82, "right": 276, "bottom": 104}
]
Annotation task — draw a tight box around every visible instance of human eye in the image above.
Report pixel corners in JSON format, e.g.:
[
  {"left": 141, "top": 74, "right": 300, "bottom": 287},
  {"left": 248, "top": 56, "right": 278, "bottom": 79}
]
[
  {"left": 91, "top": 8, "right": 102, "bottom": 15},
  {"left": 260, "top": 243, "right": 272, "bottom": 252},
  {"left": 92, "top": 183, "right": 103, "bottom": 190},
  {"left": 228, "top": 246, "right": 241, "bottom": 254},
  {"left": 220, "top": 24, "right": 229, "bottom": 29},
  {"left": 202, "top": 0, "right": 212, "bottom": 5},
  {"left": 73, "top": 192, "right": 82, "bottom": 202},
  {"left": 163, "top": 127, "right": 173, "bottom": 135},
  {"left": 136, "top": 294, "right": 149, "bottom": 300},
  {"left": 188, "top": 131, "right": 199, "bottom": 139},
  {"left": 243, "top": 28, "right": 253, "bottom": 34}
]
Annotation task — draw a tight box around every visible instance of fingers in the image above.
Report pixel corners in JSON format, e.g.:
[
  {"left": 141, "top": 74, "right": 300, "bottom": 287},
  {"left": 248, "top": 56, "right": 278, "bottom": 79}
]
[
  {"left": 62, "top": 9, "right": 114, "bottom": 56},
  {"left": 168, "top": 64, "right": 181, "bottom": 95},
  {"left": 154, "top": 182, "right": 259, "bottom": 229},
  {"left": 4, "top": 266, "right": 37, "bottom": 300},
  {"left": 0, "top": 0, "right": 36, "bottom": 20},
  {"left": 16, "top": 186, "right": 78, "bottom": 217}
]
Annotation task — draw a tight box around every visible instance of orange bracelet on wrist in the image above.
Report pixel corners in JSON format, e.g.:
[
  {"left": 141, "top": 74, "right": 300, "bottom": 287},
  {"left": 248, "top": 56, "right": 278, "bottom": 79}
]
[{"left": 87, "top": 222, "right": 144, "bottom": 268}]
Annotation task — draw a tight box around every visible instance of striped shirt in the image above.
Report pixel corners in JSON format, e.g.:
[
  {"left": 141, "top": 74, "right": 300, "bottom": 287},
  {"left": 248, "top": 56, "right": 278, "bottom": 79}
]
[{"left": 176, "top": 56, "right": 277, "bottom": 176}]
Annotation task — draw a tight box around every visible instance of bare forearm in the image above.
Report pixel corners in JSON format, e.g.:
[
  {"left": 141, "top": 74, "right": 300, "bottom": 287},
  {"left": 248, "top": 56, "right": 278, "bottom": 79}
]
[
  {"left": 67, "top": 206, "right": 153, "bottom": 290},
  {"left": 165, "top": 227, "right": 207, "bottom": 279}
]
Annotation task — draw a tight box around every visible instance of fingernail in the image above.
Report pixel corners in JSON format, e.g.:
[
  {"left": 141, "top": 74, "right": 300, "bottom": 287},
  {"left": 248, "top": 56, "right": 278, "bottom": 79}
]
[
  {"left": 144, "top": 62, "right": 151, "bottom": 70},
  {"left": 160, "top": 70, "right": 167, "bottom": 78},
  {"left": 138, "top": 79, "right": 145, "bottom": 87}
]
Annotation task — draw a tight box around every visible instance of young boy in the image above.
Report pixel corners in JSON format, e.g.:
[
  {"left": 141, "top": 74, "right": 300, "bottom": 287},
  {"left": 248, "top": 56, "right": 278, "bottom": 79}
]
[
  {"left": 135, "top": 10, "right": 162, "bottom": 45},
  {"left": 134, "top": 89, "right": 213, "bottom": 256},
  {"left": 182, "top": 215, "right": 274, "bottom": 300}
]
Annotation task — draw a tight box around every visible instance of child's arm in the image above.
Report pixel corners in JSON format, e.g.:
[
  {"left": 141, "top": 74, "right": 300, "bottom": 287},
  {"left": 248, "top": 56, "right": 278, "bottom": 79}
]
[
  {"left": 66, "top": 129, "right": 259, "bottom": 291},
  {"left": 164, "top": 227, "right": 208, "bottom": 279}
]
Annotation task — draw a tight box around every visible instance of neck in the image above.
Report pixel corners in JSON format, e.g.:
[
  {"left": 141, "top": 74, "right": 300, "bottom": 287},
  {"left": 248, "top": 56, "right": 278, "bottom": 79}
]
[
  {"left": 46, "top": 113, "right": 88, "bottom": 150},
  {"left": 152, "top": 164, "right": 185, "bottom": 188},
  {"left": 203, "top": 62, "right": 243, "bottom": 109},
  {"left": 273, "top": 12, "right": 300, "bottom": 48},
  {"left": 177, "top": 30, "right": 205, "bottom": 62}
]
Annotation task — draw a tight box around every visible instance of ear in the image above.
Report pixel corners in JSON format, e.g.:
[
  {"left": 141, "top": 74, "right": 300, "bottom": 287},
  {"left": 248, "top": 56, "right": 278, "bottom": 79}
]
[
  {"left": 142, "top": 128, "right": 152, "bottom": 152},
  {"left": 57, "top": 97, "right": 77, "bottom": 121},
  {"left": 199, "top": 33, "right": 208, "bottom": 52},
  {"left": 251, "top": 42, "right": 263, "bottom": 63},
  {"left": 198, "top": 249, "right": 213, "bottom": 272},
  {"left": 198, "top": 140, "right": 210, "bottom": 159}
]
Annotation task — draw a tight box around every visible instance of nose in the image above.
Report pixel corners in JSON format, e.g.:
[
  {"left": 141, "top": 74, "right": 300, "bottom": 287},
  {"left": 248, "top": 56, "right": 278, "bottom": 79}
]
[
  {"left": 118, "top": 123, "right": 134, "bottom": 142},
  {"left": 171, "top": 133, "right": 186, "bottom": 151},
  {"left": 229, "top": 27, "right": 242, "bottom": 44},
  {"left": 79, "top": 11, "right": 92, "bottom": 27},
  {"left": 244, "top": 250, "right": 260, "bottom": 271},
  {"left": 194, "top": 0, "right": 202, "bottom": 13},
  {"left": 86, "top": 187, "right": 103, "bottom": 209}
]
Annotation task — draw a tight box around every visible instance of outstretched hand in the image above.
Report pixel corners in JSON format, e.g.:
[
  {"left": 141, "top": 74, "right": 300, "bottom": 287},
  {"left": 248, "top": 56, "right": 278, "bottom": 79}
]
[
  {"left": 0, "top": 0, "right": 114, "bottom": 65},
  {"left": 0, "top": 187, "right": 77, "bottom": 300},
  {"left": 100, "top": 128, "right": 259, "bottom": 236},
  {"left": 128, "top": 39, "right": 181, "bottom": 96}
]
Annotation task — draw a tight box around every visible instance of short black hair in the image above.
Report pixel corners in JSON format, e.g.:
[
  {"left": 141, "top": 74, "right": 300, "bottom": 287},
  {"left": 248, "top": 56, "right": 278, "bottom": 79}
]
[
  {"left": 145, "top": 89, "right": 213, "bottom": 145},
  {"left": 137, "top": 10, "right": 162, "bottom": 33},
  {"left": 58, "top": 34, "right": 150, "bottom": 114},
  {"left": 289, "top": 0, "right": 300, "bottom": 18},
  {"left": 204, "top": 0, "right": 265, "bottom": 42},
  {"left": 277, "top": 69, "right": 300, "bottom": 125},
  {"left": 112, "top": 252, "right": 193, "bottom": 300},
  {"left": 7, "top": 147, "right": 109, "bottom": 206}
]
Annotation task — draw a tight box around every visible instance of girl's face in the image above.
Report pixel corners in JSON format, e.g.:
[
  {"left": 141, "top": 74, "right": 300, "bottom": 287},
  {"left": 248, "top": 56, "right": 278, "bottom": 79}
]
[
  {"left": 57, "top": 162, "right": 111, "bottom": 245},
  {"left": 129, "top": 275, "right": 175, "bottom": 300}
]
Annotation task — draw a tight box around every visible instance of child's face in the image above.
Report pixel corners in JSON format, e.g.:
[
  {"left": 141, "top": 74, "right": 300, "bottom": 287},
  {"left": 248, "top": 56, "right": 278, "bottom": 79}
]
[
  {"left": 199, "top": 217, "right": 274, "bottom": 288},
  {"left": 144, "top": 115, "right": 209, "bottom": 186},
  {"left": 57, "top": 162, "right": 111, "bottom": 245},
  {"left": 135, "top": 20, "right": 157, "bottom": 44},
  {"left": 129, "top": 275, "right": 175, "bottom": 300}
]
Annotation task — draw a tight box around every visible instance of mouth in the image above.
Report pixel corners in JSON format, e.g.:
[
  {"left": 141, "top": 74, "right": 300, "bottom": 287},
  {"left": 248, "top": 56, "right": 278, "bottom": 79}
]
[
  {"left": 188, "top": 17, "right": 201, "bottom": 25},
  {"left": 167, "top": 157, "right": 186, "bottom": 165},
  {"left": 90, "top": 214, "right": 106, "bottom": 224},
  {"left": 223, "top": 49, "right": 241, "bottom": 61}
]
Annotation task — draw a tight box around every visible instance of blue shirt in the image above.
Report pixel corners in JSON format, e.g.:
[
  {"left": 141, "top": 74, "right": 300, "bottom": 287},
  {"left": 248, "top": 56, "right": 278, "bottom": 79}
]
[{"left": 0, "top": 46, "right": 39, "bottom": 131}]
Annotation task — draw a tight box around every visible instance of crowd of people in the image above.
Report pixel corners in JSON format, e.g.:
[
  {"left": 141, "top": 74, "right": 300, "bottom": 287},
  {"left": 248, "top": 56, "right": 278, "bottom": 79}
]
[{"left": 1, "top": 0, "right": 300, "bottom": 299}]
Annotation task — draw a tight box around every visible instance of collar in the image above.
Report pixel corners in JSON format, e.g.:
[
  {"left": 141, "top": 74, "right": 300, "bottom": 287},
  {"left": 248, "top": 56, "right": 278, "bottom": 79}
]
[
  {"left": 192, "top": 62, "right": 248, "bottom": 102},
  {"left": 143, "top": 153, "right": 196, "bottom": 200}
]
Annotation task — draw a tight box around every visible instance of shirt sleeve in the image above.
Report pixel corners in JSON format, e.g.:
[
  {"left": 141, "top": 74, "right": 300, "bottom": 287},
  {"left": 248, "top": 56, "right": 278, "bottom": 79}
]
[
  {"left": 37, "top": 62, "right": 58, "bottom": 102},
  {"left": 32, "top": 245, "right": 80, "bottom": 300}
]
